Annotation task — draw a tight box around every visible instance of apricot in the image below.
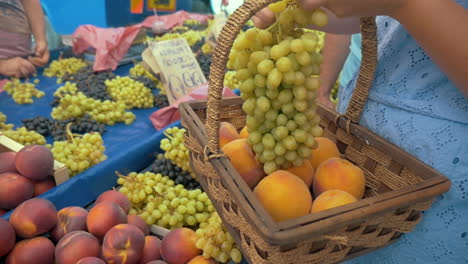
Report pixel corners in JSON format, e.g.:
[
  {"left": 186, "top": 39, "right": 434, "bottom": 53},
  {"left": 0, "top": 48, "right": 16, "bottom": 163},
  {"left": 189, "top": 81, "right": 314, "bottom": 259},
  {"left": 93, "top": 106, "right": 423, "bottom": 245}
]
[
  {"left": 222, "top": 139, "right": 265, "bottom": 189},
  {"left": 77, "top": 257, "right": 106, "bottom": 264},
  {"left": 161, "top": 228, "right": 202, "bottom": 264},
  {"left": 51, "top": 206, "right": 89, "bottom": 242},
  {"left": 254, "top": 170, "right": 312, "bottom": 222},
  {"left": 309, "top": 137, "right": 341, "bottom": 170},
  {"left": 15, "top": 145, "right": 54, "bottom": 181},
  {"left": 128, "top": 214, "right": 150, "bottom": 236},
  {"left": 0, "top": 218, "right": 15, "bottom": 257},
  {"left": 311, "top": 189, "right": 358, "bottom": 213},
  {"left": 102, "top": 224, "right": 145, "bottom": 264},
  {"left": 95, "top": 190, "right": 131, "bottom": 214},
  {"left": 0, "top": 152, "right": 18, "bottom": 173},
  {"left": 33, "top": 177, "right": 56, "bottom": 197},
  {"left": 0, "top": 172, "right": 34, "bottom": 209},
  {"left": 286, "top": 160, "right": 314, "bottom": 187},
  {"left": 313, "top": 157, "right": 365, "bottom": 199},
  {"left": 187, "top": 256, "right": 219, "bottom": 264},
  {"left": 10, "top": 198, "right": 57, "bottom": 238},
  {"left": 6, "top": 237, "right": 55, "bottom": 264},
  {"left": 87, "top": 201, "right": 127, "bottom": 239},
  {"left": 219, "top": 122, "right": 241, "bottom": 148},
  {"left": 239, "top": 126, "right": 249, "bottom": 139},
  {"left": 138, "top": 236, "right": 163, "bottom": 264},
  {"left": 55, "top": 231, "right": 101, "bottom": 264}
]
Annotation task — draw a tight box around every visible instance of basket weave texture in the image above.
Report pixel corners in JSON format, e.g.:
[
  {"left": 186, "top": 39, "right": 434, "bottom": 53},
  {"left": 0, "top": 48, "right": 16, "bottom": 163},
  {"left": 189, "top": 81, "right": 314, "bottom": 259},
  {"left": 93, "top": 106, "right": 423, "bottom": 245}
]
[{"left": 179, "top": 0, "right": 451, "bottom": 263}]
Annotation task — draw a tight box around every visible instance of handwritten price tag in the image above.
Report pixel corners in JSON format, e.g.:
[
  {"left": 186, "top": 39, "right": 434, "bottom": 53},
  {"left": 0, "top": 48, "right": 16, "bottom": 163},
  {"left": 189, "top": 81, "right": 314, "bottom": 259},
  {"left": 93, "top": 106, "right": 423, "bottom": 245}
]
[{"left": 150, "top": 38, "right": 207, "bottom": 104}]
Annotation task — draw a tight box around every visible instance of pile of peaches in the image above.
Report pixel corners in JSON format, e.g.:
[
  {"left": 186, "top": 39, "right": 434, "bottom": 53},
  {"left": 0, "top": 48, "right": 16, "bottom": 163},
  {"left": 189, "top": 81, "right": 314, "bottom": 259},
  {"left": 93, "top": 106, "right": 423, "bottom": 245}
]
[
  {"left": 0, "top": 145, "right": 57, "bottom": 216},
  {"left": 0, "top": 190, "right": 219, "bottom": 264},
  {"left": 220, "top": 121, "right": 366, "bottom": 222}
]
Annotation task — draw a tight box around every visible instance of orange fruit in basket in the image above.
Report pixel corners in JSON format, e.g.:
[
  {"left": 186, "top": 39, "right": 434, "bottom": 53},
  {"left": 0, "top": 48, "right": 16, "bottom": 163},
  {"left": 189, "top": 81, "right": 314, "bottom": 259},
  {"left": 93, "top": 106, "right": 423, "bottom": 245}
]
[
  {"left": 311, "top": 189, "right": 358, "bottom": 213},
  {"left": 309, "top": 137, "right": 340, "bottom": 170}
]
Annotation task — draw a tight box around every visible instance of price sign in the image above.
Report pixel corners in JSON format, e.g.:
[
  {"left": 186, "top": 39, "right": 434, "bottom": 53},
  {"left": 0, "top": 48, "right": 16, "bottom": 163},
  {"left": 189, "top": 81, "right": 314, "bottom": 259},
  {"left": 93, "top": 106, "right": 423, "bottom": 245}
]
[
  {"left": 147, "top": 0, "right": 177, "bottom": 12},
  {"left": 150, "top": 38, "right": 207, "bottom": 104},
  {"left": 206, "top": 12, "right": 227, "bottom": 48}
]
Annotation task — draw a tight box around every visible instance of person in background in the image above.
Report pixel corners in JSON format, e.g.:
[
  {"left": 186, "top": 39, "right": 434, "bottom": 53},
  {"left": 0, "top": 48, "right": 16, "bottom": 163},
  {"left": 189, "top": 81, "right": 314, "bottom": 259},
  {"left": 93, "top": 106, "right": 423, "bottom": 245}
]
[{"left": 0, "top": 0, "right": 49, "bottom": 78}]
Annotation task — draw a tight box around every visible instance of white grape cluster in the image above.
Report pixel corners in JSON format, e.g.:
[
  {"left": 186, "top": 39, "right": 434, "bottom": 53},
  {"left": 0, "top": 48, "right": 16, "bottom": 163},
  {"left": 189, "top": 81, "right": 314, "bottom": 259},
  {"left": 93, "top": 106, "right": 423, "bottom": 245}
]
[
  {"left": 2, "top": 127, "right": 46, "bottom": 146},
  {"left": 160, "top": 127, "right": 195, "bottom": 177},
  {"left": 227, "top": 1, "right": 326, "bottom": 174},
  {"left": 43, "top": 57, "right": 88, "bottom": 83},
  {"left": 105, "top": 76, "right": 154, "bottom": 109},
  {"left": 52, "top": 82, "right": 136, "bottom": 125},
  {"left": 3, "top": 78, "right": 44, "bottom": 104},
  {"left": 129, "top": 64, "right": 166, "bottom": 94},
  {"left": 0, "top": 112, "right": 14, "bottom": 131}
]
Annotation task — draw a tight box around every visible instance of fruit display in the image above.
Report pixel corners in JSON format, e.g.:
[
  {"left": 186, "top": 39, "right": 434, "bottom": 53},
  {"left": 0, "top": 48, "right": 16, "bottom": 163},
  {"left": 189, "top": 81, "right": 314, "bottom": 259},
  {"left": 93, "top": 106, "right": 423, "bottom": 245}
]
[
  {"left": 3, "top": 78, "right": 45, "bottom": 104},
  {"left": 61, "top": 65, "right": 116, "bottom": 101},
  {"left": 105, "top": 76, "right": 155, "bottom": 109},
  {"left": 160, "top": 127, "right": 194, "bottom": 177},
  {"left": 151, "top": 155, "right": 201, "bottom": 190},
  {"left": 43, "top": 57, "right": 88, "bottom": 82},
  {"left": 1, "top": 127, "right": 46, "bottom": 145}
]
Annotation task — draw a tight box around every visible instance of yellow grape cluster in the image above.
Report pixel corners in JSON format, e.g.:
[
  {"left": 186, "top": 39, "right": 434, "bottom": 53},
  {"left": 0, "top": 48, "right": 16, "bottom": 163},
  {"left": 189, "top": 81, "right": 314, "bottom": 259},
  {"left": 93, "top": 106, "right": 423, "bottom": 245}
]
[
  {"left": 223, "top": 71, "right": 241, "bottom": 90},
  {"left": 2, "top": 127, "right": 46, "bottom": 145},
  {"left": 227, "top": 2, "right": 327, "bottom": 174},
  {"left": 3, "top": 78, "right": 44, "bottom": 104},
  {"left": 105, "top": 76, "right": 154, "bottom": 109},
  {"left": 202, "top": 43, "right": 213, "bottom": 54},
  {"left": 195, "top": 212, "right": 243, "bottom": 263},
  {"left": 43, "top": 58, "right": 88, "bottom": 82},
  {"left": 129, "top": 64, "right": 166, "bottom": 94},
  {"left": 52, "top": 82, "right": 136, "bottom": 125},
  {"left": 160, "top": 127, "right": 194, "bottom": 177},
  {"left": 0, "top": 112, "right": 14, "bottom": 131},
  {"left": 51, "top": 131, "right": 107, "bottom": 176},
  {"left": 118, "top": 172, "right": 214, "bottom": 229}
]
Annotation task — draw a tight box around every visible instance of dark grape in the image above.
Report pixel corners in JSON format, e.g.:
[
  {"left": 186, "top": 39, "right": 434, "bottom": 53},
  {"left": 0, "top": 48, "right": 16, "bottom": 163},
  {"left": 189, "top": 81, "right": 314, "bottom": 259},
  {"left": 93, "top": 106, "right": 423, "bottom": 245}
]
[
  {"left": 154, "top": 94, "right": 170, "bottom": 108},
  {"left": 196, "top": 53, "right": 212, "bottom": 79},
  {"left": 150, "top": 158, "right": 201, "bottom": 190},
  {"left": 62, "top": 66, "right": 115, "bottom": 101},
  {"left": 21, "top": 117, "right": 52, "bottom": 136},
  {"left": 130, "top": 76, "right": 157, "bottom": 90}
]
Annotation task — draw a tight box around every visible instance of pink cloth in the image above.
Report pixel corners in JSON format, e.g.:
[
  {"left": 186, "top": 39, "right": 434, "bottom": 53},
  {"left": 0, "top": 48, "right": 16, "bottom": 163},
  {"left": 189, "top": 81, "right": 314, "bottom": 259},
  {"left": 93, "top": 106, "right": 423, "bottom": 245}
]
[
  {"left": 141, "top": 11, "right": 212, "bottom": 30},
  {"left": 0, "top": 28, "right": 31, "bottom": 59},
  {"left": 150, "top": 84, "right": 237, "bottom": 130},
  {"left": 0, "top": 79, "right": 7, "bottom": 93}
]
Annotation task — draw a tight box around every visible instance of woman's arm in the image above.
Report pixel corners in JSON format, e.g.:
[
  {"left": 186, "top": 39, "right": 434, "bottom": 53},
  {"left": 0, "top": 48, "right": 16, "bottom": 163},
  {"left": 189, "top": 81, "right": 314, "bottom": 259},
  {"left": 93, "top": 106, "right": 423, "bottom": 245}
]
[{"left": 20, "top": 0, "right": 49, "bottom": 66}]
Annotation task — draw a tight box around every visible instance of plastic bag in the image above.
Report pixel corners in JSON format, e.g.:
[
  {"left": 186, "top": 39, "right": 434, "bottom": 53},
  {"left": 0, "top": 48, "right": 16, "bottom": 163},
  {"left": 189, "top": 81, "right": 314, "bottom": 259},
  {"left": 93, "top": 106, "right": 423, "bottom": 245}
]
[
  {"left": 142, "top": 10, "right": 212, "bottom": 30},
  {"left": 0, "top": 79, "right": 7, "bottom": 92},
  {"left": 150, "top": 84, "right": 237, "bottom": 130}
]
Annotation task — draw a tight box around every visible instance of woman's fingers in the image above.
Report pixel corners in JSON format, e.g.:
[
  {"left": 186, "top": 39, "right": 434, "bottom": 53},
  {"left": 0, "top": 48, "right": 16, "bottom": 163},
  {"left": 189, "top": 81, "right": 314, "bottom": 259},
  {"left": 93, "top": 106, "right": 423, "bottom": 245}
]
[
  {"left": 297, "top": 0, "right": 327, "bottom": 11},
  {"left": 252, "top": 8, "right": 276, "bottom": 29}
]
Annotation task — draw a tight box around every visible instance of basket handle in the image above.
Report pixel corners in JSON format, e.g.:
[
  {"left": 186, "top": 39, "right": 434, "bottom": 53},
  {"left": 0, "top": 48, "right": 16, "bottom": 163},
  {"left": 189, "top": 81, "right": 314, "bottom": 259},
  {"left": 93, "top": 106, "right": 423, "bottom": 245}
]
[{"left": 205, "top": 0, "right": 378, "bottom": 156}]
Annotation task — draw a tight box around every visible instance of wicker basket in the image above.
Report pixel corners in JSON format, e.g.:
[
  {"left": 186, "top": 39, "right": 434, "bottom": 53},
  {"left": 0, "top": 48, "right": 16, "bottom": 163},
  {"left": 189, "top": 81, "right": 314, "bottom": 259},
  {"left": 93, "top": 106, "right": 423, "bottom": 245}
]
[{"left": 179, "top": 1, "right": 451, "bottom": 263}]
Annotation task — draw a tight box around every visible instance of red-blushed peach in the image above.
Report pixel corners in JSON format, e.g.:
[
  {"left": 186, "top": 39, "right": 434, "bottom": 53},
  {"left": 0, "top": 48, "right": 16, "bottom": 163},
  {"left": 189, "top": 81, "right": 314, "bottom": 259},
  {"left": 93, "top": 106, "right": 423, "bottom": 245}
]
[
  {"left": 95, "top": 190, "right": 131, "bottom": 214},
  {"left": 187, "top": 256, "right": 219, "bottom": 264},
  {"left": 219, "top": 122, "right": 241, "bottom": 148},
  {"left": 87, "top": 201, "right": 127, "bottom": 239},
  {"left": 76, "top": 257, "right": 106, "bottom": 264},
  {"left": 138, "top": 236, "right": 162, "bottom": 264},
  {"left": 0, "top": 209, "right": 7, "bottom": 216},
  {"left": 0, "top": 218, "right": 15, "bottom": 257},
  {"left": 9, "top": 198, "right": 57, "bottom": 238},
  {"left": 15, "top": 145, "right": 54, "bottom": 181},
  {"left": 102, "top": 224, "right": 145, "bottom": 264},
  {"left": 55, "top": 231, "right": 101, "bottom": 264},
  {"left": 6, "top": 237, "right": 55, "bottom": 264},
  {"left": 146, "top": 261, "right": 168, "bottom": 264},
  {"left": 0, "top": 152, "right": 18, "bottom": 173},
  {"left": 222, "top": 139, "right": 265, "bottom": 189},
  {"left": 286, "top": 160, "right": 314, "bottom": 188},
  {"left": 161, "top": 228, "right": 202, "bottom": 264},
  {"left": 33, "top": 177, "right": 56, "bottom": 197},
  {"left": 51, "top": 206, "right": 89, "bottom": 242},
  {"left": 311, "top": 189, "right": 358, "bottom": 213},
  {"left": 254, "top": 170, "right": 312, "bottom": 222},
  {"left": 313, "top": 157, "right": 366, "bottom": 199},
  {"left": 0, "top": 172, "right": 34, "bottom": 209},
  {"left": 128, "top": 214, "right": 150, "bottom": 236}
]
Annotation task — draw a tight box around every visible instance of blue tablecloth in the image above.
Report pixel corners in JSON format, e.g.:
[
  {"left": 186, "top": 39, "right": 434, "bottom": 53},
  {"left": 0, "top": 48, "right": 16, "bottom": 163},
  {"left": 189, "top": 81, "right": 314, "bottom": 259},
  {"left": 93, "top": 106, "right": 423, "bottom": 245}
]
[{"left": 1, "top": 63, "right": 179, "bottom": 219}]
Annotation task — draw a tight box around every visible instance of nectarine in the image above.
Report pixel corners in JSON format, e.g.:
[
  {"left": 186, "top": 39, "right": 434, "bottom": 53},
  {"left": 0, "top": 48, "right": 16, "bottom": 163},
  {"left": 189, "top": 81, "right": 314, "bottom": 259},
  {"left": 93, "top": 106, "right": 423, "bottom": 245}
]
[
  {"left": 55, "top": 231, "right": 101, "bottom": 264},
  {"left": 95, "top": 190, "right": 131, "bottom": 214},
  {"left": 161, "top": 228, "right": 202, "bottom": 264},
  {"left": 0, "top": 172, "right": 34, "bottom": 209},
  {"left": 9, "top": 198, "right": 57, "bottom": 238},
  {"left": 15, "top": 145, "right": 54, "bottom": 181},
  {"left": 6, "top": 237, "right": 55, "bottom": 264},
  {"left": 102, "top": 224, "right": 145, "bottom": 264},
  {"left": 0, "top": 218, "right": 15, "bottom": 257},
  {"left": 87, "top": 201, "right": 127, "bottom": 239},
  {"left": 51, "top": 206, "right": 89, "bottom": 242},
  {"left": 0, "top": 152, "right": 18, "bottom": 173},
  {"left": 138, "top": 236, "right": 163, "bottom": 264},
  {"left": 33, "top": 177, "right": 56, "bottom": 197}
]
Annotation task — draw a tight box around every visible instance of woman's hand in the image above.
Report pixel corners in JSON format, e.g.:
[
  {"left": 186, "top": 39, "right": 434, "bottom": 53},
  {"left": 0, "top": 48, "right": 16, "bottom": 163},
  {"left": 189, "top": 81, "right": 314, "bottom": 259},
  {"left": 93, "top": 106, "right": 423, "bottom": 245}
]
[
  {"left": 29, "top": 41, "right": 50, "bottom": 67},
  {"left": 297, "top": 0, "right": 409, "bottom": 18},
  {"left": 0, "top": 57, "right": 36, "bottom": 78},
  {"left": 317, "top": 93, "right": 336, "bottom": 110}
]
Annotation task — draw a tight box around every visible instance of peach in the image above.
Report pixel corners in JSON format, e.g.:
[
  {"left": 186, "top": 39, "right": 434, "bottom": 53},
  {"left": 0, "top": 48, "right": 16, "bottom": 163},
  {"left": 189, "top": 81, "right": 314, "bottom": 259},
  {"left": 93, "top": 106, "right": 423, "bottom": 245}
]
[
  {"left": 77, "top": 257, "right": 106, "bottom": 264},
  {"left": 286, "top": 160, "right": 314, "bottom": 187},
  {"left": 138, "top": 236, "right": 163, "bottom": 264},
  {"left": 0, "top": 218, "right": 15, "bottom": 257},
  {"left": 311, "top": 189, "right": 358, "bottom": 213},
  {"left": 9, "top": 198, "right": 57, "bottom": 238},
  {"left": 254, "top": 170, "right": 312, "bottom": 222},
  {"left": 128, "top": 214, "right": 150, "bottom": 236},
  {"left": 51, "top": 206, "right": 89, "bottom": 242},
  {"left": 146, "top": 261, "right": 168, "bottom": 264},
  {"left": 102, "top": 224, "right": 145, "bottom": 264},
  {"left": 87, "top": 201, "right": 127, "bottom": 239},
  {"left": 313, "top": 157, "right": 365, "bottom": 199},
  {"left": 309, "top": 137, "right": 341, "bottom": 170},
  {"left": 222, "top": 139, "right": 265, "bottom": 189},
  {"left": 0, "top": 209, "right": 7, "bottom": 216},
  {"left": 6, "top": 237, "right": 55, "bottom": 264},
  {"left": 15, "top": 145, "right": 54, "bottom": 181},
  {"left": 239, "top": 126, "right": 249, "bottom": 139},
  {"left": 96, "top": 190, "right": 131, "bottom": 214},
  {"left": 55, "top": 231, "right": 101, "bottom": 264},
  {"left": 219, "top": 122, "right": 241, "bottom": 148},
  {"left": 0, "top": 152, "right": 18, "bottom": 173},
  {"left": 187, "top": 256, "right": 219, "bottom": 264},
  {"left": 33, "top": 177, "right": 56, "bottom": 197},
  {"left": 0, "top": 172, "right": 34, "bottom": 209},
  {"left": 161, "top": 228, "right": 202, "bottom": 264}
]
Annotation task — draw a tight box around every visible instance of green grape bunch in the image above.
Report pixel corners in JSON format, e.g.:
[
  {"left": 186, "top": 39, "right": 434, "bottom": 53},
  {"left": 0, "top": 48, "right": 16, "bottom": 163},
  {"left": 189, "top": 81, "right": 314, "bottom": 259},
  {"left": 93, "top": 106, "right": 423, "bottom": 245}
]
[
  {"left": 0, "top": 112, "right": 14, "bottom": 131},
  {"left": 160, "top": 127, "right": 195, "bottom": 178},
  {"left": 43, "top": 57, "right": 88, "bottom": 83},
  {"left": 3, "top": 78, "right": 45, "bottom": 104},
  {"left": 2, "top": 127, "right": 46, "bottom": 146},
  {"left": 105, "top": 76, "right": 154, "bottom": 109},
  {"left": 227, "top": 0, "right": 327, "bottom": 174}
]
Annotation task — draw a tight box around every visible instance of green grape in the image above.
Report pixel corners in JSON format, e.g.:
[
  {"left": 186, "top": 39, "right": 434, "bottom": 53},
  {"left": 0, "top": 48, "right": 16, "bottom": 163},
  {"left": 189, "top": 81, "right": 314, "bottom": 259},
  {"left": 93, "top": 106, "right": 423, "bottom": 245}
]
[
  {"left": 3, "top": 79, "right": 45, "bottom": 104},
  {"left": 239, "top": 79, "right": 254, "bottom": 94},
  {"left": 262, "top": 133, "right": 275, "bottom": 149},
  {"left": 254, "top": 74, "right": 267, "bottom": 88},
  {"left": 236, "top": 69, "right": 251, "bottom": 81},
  {"left": 256, "top": 96, "right": 271, "bottom": 112},
  {"left": 250, "top": 51, "right": 269, "bottom": 64},
  {"left": 267, "top": 68, "right": 282, "bottom": 88},
  {"left": 257, "top": 59, "right": 275, "bottom": 75},
  {"left": 276, "top": 57, "right": 292, "bottom": 73},
  {"left": 2, "top": 127, "right": 46, "bottom": 145},
  {"left": 44, "top": 58, "right": 87, "bottom": 78}
]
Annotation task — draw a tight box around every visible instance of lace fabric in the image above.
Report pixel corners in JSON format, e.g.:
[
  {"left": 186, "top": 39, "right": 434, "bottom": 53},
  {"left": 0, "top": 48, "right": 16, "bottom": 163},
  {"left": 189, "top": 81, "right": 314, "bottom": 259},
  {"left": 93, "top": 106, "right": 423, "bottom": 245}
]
[{"left": 337, "top": 13, "right": 468, "bottom": 264}]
